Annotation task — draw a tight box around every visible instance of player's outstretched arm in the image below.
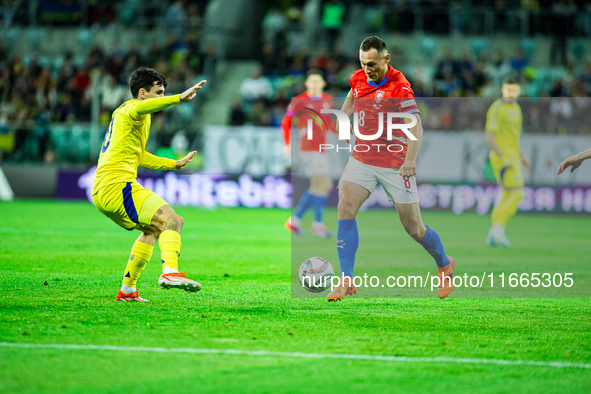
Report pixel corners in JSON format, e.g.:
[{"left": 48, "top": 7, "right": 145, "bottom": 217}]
[
  {"left": 179, "top": 80, "right": 207, "bottom": 102},
  {"left": 139, "top": 151, "right": 197, "bottom": 171},
  {"left": 400, "top": 114, "right": 423, "bottom": 177},
  {"left": 176, "top": 151, "right": 197, "bottom": 169},
  {"left": 557, "top": 147, "right": 591, "bottom": 174},
  {"left": 132, "top": 96, "right": 183, "bottom": 118},
  {"left": 131, "top": 80, "right": 207, "bottom": 119}
]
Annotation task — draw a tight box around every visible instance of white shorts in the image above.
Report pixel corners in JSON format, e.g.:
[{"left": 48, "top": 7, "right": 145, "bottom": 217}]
[
  {"left": 298, "top": 151, "right": 330, "bottom": 178},
  {"left": 339, "top": 156, "right": 419, "bottom": 204}
]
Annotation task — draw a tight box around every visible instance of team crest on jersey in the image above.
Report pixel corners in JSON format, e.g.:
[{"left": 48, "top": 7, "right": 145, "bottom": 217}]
[{"left": 375, "top": 90, "right": 385, "bottom": 103}]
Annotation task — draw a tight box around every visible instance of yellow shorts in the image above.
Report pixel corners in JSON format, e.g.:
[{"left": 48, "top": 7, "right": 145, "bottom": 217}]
[
  {"left": 489, "top": 153, "right": 523, "bottom": 189},
  {"left": 92, "top": 181, "right": 168, "bottom": 231}
]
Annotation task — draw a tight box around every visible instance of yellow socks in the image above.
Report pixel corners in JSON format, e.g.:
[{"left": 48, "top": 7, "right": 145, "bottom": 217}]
[
  {"left": 499, "top": 189, "right": 523, "bottom": 226},
  {"left": 122, "top": 240, "right": 153, "bottom": 290},
  {"left": 120, "top": 231, "right": 182, "bottom": 293},
  {"left": 492, "top": 189, "right": 523, "bottom": 227},
  {"left": 159, "top": 230, "right": 181, "bottom": 273}
]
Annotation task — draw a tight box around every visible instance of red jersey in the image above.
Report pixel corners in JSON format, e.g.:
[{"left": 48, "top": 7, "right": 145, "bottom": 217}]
[
  {"left": 282, "top": 92, "right": 335, "bottom": 152},
  {"left": 350, "top": 65, "right": 420, "bottom": 168}
]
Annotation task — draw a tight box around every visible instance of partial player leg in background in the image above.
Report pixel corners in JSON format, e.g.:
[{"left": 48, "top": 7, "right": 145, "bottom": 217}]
[
  {"left": 286, "top": 152, "right": 333, "bottom": 237},
  {"left": 309, "top": 174, "right": 333, "bottom": 238},
  {"left": 285, "top": 189, "right": 313, "bottom": 236},
  {"left": 487, "top": 159, "right": 524, "bottom": 247},
  {"left": 487, "top": 186, "right": 523, "bottom": 247}
]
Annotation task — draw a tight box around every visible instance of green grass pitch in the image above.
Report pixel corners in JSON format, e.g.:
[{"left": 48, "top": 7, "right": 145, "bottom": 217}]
[{"left": 0, "top": 200, "right": 590, "bottom": 393}]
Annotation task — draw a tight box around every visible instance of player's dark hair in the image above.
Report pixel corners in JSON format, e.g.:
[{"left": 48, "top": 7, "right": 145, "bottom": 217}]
[
  {"left": 306, "top": 68, "right": 324, "bottom": 78},
  {"left": 360, "top": 36, "right": 387, "bottom": 56},
  {"left": 502, "top": 77, "right": 519, "bottom": 85},
  {"left": 129, "top": 67, "right": 167, "bottom": 98}
]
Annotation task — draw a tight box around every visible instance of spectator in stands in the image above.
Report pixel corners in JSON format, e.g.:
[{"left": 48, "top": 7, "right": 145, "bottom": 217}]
[
  {"left": 308, "top": 47, "right": 331, "bottom": 71},
  {"left": 106, "top": 53, "right": 125, "bottom": 84},
  {"left": 76, "top": 96, "right": 91, "bottom": 122},
  {"left": 284, "top": 7, "right": 305, "bottom": 54},
  {"left": 72, "top": 66, "right": 91, "bottom": 96},
  {"left": 261, "top": 44, "right": 281, "bottom": 76},
  {"left": 229, "top": 99, "right": 246, "bottom": 126},
  {"left": 321, "top": 0, "right": 346, "bottom": 48},
  {"left": 246, "top": 99, "right": 270, "bottom": 126},
  {"left": 550, "top": 80, "right": 569, "bottom": 97},
  {"left": 166, "top": 0, "right": 189, "bottom": 38},
  {"left": 435, "top": 49, "right": 459, "bottom": 81},
  {"left": 262, "top": 7, "right": 287, "bottom": 49},
  {"left": 550, "top": 0, "right": 575, "bottom": 65},
  {"left": 579, "top": 63, "right": 591, "bottom": 95},
  {"left": 186, "top": 3, "right": 202, "bottom": 31},
  {"left": 56, "top": 94, "right": 75, "bottom": 122},
  {"left": 510, "top": 48, "right": 529, "bottom": 75},
  {"left": 200, "top": 44, "right": 218, "bottom": 82},
  {"left": 287, "top": 49, "right": 308, "bottom": 77},
  {"left": 488, "top": 49, "right": 511, "bottom": 86},
  {"left": 101, "top": 74, "right": 127, "bottom": 113},
  {"left": 34, "top": 67, "right": 52, "bottom": 111},
  {"left": 240, "top": 68, "right": 272, "bottom": 102},
  {"left": 0, "top": 38, "right": 8, "bottom": 65}
]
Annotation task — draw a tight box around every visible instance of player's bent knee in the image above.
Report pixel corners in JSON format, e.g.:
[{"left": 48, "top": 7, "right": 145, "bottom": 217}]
[
  {"left": 409, "top": 230, "right": 423, "bottom": 242},
  {"left": 150, "top": 205, "right": 177, "bottom": 230},
  {"left": 403, "top": 223, "right": 423, "bottom": 241},
  {"left": 160, "top": 212, "right": 183, "bottom": 233}
]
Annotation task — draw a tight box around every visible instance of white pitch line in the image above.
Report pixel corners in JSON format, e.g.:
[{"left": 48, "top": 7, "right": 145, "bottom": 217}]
[{"left": 0, "top": 342, "right": 589, "bottom": 370}]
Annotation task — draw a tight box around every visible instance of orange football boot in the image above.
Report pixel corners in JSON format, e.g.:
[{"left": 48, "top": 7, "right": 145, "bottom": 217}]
[
  {"left": 158, "top": 272, "right": 201, "bottom": 292},
  {"left": 327, "top": 276, "right": 357, "bottom": 301},
  {"left": 115, "top": 290, "right": 149, "bottom": 302},
  {"left": 437, "top": 255, "right": 455, "bottom": 299}
]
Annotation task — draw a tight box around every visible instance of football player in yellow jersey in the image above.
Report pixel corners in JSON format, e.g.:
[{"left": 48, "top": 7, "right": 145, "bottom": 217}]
[
  {"left": 484, "top": 78, "right": 531, "bottom": 247},
  {"left": 92, "top": 67, "right": 206, "bottom": 301}
]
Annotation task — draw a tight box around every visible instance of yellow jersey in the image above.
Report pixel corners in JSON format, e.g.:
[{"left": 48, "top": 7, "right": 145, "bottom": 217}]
[
  {"left": 485, "top": 99, "right": 522, "bottom": 158},
  {"left": 92, "top": 95, "right": 180, "bottom": 192}
]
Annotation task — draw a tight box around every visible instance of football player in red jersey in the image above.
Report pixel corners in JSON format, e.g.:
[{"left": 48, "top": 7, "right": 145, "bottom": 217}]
[
  {"left": 283, "top": 69, "right": 336, "bottom": 238},
  {"left": 327, "top": 36, "right": 455, "bottom": 301}
]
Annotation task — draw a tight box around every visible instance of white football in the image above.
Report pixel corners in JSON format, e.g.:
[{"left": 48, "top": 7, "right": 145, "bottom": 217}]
[{"left": 298, "top": 257, "right": 335, "bottom": 293}]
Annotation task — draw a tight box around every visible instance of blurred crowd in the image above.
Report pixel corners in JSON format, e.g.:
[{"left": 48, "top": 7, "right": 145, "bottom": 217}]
[
  {"left": 0, "top": 0, "right": 207, "bottom": 29},
  {"left": 0, "top": 0, "right": 211, "bottom": 163},
  {"left": 233, "top": 0, "right": 591, "bottom": 134},
  {"left": 2, "top": 0, "right": 591, "bottom": 164}
]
